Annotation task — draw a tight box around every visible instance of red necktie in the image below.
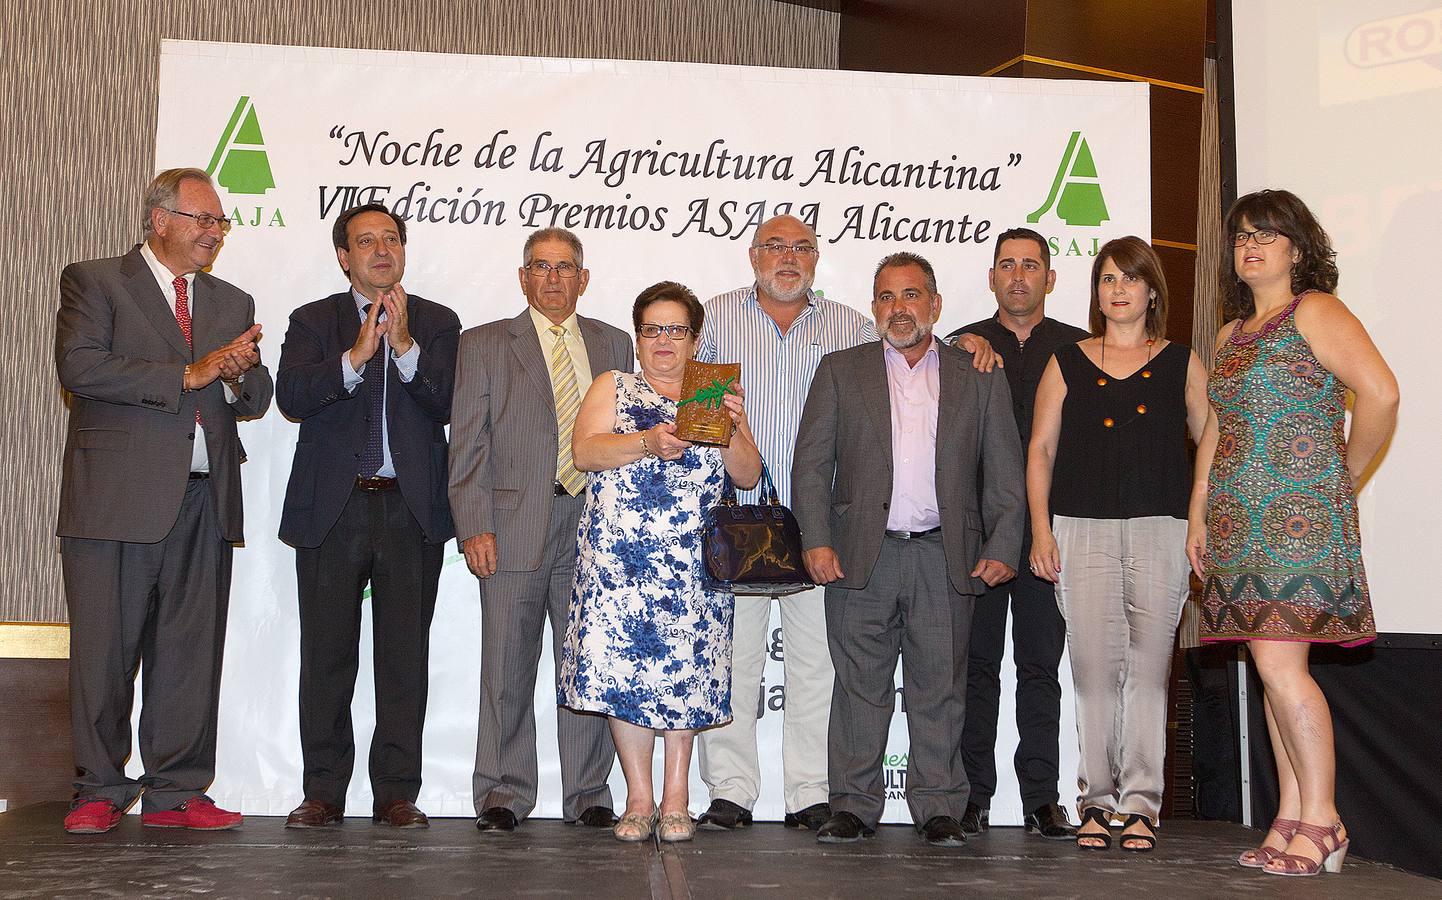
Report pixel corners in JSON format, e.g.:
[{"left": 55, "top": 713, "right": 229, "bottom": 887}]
[{"left": 173, "top": 277, "right": 201, "bottom": 424}]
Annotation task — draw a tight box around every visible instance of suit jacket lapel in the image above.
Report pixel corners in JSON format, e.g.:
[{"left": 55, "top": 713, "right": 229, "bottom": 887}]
[
  {"left": 335, "top": 292, "right": 363, "bottom": 355},
  {"left": 859, "top": 343, "right": 894, "bottom": 477},
  {"left": 190, "top": 273, "right": 219, "bottom": 354},
  {"left": 937, "top": 346, "right": 966, "bottom": 458},
  {"left": 508, "top": 310, "right": 556, "bottom": 415},
  {"left": 577, "top": 315, "right": 610, "bottom": 377},
  {"left": 121, "top": 249, "right": 191, "bottom": 358}
]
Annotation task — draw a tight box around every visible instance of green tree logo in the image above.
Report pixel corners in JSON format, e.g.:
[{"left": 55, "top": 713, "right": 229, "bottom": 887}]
[
  {"left": 1027, "top": 131, "right": 1109, "bottom": 227},
  {"left": 206, "top": 96, "right": 275, "bottom": 195}
]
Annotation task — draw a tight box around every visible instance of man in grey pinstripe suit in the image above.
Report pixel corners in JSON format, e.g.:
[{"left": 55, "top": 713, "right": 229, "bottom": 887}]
[{"left": 448, "top": 228, "right": 632, "bottom": 831}]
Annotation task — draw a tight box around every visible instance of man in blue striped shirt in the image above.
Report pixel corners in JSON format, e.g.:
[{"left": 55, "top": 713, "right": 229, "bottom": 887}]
[{"left": 693, "top": 214, "right": 868, "bottom": 832}]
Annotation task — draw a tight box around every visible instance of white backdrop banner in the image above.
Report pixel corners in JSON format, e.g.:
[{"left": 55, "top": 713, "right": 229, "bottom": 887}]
[{"left": 150, "top": 39, "right": 1150, "bottom": 822}]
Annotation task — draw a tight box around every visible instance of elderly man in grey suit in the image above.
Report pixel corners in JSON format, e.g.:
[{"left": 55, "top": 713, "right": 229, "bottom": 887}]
[
  {"left": 55, "top": 167, "right": 272, "bottom": 834},
  {"left": 792, "top": 252, "right": 1024, "bottom": 848},
  {"left": 449, "top": 227, "right": 631, "bottom": 832}
]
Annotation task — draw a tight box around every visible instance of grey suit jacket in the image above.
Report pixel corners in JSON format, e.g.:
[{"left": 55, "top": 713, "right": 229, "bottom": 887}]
[
  {"left": 55, "top": 246, "right": 273, "bottom": 544},
  {"left": 791, "top": 340, "right": 1024, "bottom": 595},
  {"left": 448, "top": 308, "right": 634, "bottom": 572}
]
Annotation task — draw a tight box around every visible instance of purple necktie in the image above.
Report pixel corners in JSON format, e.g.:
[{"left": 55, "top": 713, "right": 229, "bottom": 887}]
[{"left": 358, "top": 305, "right": 386, "bottom": 477}]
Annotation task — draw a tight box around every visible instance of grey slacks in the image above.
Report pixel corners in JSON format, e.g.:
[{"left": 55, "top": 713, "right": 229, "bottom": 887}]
[
  {"left": 1053, "top": 515, "right": 1189, "bottom": 823},
  {"left": 473, "top": 490, "right": 615, "bottom": 821},
  {"left": 61, "top": 478, "right": 231, "bottom": 813},
  {"left": 825, "top": 533, "right": 975, "bottom": 829}
]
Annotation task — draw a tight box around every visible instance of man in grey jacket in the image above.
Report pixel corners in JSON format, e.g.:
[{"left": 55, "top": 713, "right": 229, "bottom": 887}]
[
  {"left": 792, "top": 252, "right": 1023, "bottom": 847},
  {"left": 55, "top": 167, "right": 271, "bottom": 834},
  {"left": 449, "top": 228, "right": 631, "bottom": 832}
]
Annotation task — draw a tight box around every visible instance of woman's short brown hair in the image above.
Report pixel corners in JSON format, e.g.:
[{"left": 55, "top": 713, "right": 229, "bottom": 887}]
[
  {"left": 1222, "top": 189, "right": 1338, "bottom": 322},
  {"left": 1089, "top": 236, "right": 1168, "bottom": 339},
  {"left": 632, "top": 281, "right": 704, "bottom": 336}
]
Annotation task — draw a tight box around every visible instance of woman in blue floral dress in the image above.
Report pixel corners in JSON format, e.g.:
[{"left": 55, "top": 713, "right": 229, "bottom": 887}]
[
  {"left": 1187, "top": 190, "right": 1398, "bottom": 877},
  {"left": 559, "top": 281, "right": 761, "bottom": 843}
]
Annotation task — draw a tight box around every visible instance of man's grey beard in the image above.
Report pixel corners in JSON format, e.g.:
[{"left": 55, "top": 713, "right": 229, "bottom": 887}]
[
  {"left": 756, "top": 272, "right": 812, "bottom": 304},
  {"left": 882, "top": 317, "right": 933, "bottom": 351}
]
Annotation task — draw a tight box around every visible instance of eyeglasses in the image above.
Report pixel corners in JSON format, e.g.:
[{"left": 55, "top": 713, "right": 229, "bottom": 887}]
[
  {"left": 1233, "top": 228, "right": 1283, "bottom": 247},
  {"left": 168, "top": 209, "right": 232, "bottom": 234},
  {"left": 751, "top": 241, "right": 819, "bottom": 257},
  {"left": 524, "top": 260, "right": 581, "bottom": 279},
  {"left": 637, "top": 323, "right": 693, "bottom": 339}
]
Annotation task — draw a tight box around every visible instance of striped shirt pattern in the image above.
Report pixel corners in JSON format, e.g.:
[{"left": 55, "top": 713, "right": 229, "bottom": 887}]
[{"left": 697, "top": 285, "right": 877, "bottom": 505}]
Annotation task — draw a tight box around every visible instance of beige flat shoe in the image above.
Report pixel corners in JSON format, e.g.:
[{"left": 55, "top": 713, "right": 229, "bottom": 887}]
[
  {"left": 658, "top": 811, "right": 695, "bottom": 843},
  {"left": 614, "top": 809, "right": 656, "bottom": 842}
]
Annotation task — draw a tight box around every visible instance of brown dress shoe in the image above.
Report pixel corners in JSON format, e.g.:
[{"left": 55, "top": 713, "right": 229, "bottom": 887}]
[
  {"left": 373, "top": 799, "right": 429, "bottom": 828},
  {"left": 285, "top": 799, "right": 344, "bottom": 828}
]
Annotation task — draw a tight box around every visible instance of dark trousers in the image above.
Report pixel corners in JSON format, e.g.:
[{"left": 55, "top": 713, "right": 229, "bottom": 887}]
[
  {"left": 473, "top": 491, "right": 615, "bottom": 822},
  {"left": 960, "top": 566, "right": 1065, "bottom": 813},
  {"left": 62, "top": 478, "right": 231, "bottom": 813},
  {"left": 295, "top": 485, "right": 441, "bottom": 810},
  {"left": 825, "top": 534, "right": 975, "bottom": 828}
]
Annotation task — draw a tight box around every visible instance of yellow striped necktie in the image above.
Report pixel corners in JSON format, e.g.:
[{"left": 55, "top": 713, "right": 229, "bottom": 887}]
[{"left": 548, "top": 325, "right": 587, "bottom": 496}]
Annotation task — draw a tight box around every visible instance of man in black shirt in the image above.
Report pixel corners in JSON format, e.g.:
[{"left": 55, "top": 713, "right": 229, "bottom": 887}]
[{"left": 944, "top": 227, "right": 1086, "bottom": 839}]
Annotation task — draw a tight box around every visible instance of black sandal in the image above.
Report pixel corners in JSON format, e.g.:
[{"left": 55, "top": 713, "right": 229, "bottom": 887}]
[
  {"left": 1076, "top": 807, "right": 1113, "bottom": 850},
  {"left": 1120, "top": 814, "right": 1157, "bottom": 852}
]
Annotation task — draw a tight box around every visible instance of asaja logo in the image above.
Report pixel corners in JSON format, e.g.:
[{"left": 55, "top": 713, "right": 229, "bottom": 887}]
[
  {"left": 1027, "top": 131, "right": 1110, "bottom": 228},
  {"left": 207, "top": 96, "right": 285, "bottom": 228},
  {"left": 207, "top": 96, "right": 275, "bottom": 196}
]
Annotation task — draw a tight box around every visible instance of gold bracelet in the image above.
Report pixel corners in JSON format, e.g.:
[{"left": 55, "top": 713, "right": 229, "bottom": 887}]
[{"left": 639, "top": 434, "right": 653, "bottom": 458}]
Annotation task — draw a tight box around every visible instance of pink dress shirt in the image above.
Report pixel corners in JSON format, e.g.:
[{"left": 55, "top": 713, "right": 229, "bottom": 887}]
[{"left": 883, "top": 338, "right": 941, "bottom": 532}]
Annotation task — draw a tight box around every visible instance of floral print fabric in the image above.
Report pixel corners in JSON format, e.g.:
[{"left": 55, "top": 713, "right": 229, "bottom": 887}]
[{"left": 558, "top": 371, "right": 734, "bottom": 728}]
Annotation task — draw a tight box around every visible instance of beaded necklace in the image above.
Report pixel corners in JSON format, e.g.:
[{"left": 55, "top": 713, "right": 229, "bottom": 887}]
[{"left": 1096, "top": 335, "right": 1155, "bottom": 429}]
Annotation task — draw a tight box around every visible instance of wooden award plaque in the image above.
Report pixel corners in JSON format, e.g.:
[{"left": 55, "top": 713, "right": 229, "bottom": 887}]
[{"left": 673, "top": 360, "right": 741, "bottom": 447}]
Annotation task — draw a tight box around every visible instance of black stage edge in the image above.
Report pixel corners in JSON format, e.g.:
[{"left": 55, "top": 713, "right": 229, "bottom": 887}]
[{"left": 2, "top": 802, "right": 1438, "bottom": 898}]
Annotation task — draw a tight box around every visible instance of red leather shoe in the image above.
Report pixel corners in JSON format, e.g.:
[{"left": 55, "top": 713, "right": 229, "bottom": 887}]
[
  {"left": 141, "top": 797, "right": 243, "bottom": 830},
  {"left": 64, "top": 799, "right": 122, "bottom": 834}
]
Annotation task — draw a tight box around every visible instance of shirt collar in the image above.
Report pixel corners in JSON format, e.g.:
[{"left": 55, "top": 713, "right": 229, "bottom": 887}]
[
  {"left": 351, "top": 287, "right": 386, "bottom": 318},
  {"left": 139, "top": 240, "right": 194, "bottom": 294},
  {"left": 529, "top": 304, "right": 580, "bottom": 337},
  {"left": 883, "top": 336, "right": 940, "bottom": 368}
]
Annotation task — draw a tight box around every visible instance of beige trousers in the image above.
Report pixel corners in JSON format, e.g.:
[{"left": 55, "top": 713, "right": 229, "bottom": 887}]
[{"left": 1053, "top": 515, "right": 1189, "bottom": 823}]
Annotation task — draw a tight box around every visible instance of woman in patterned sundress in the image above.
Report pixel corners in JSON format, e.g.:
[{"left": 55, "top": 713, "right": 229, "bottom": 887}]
[
  {"left": 1187, "top": 190, "right": 1398, "bottom": 877},
  {"left": 559, "top": 281, "right": 761, "bottom": 844}
]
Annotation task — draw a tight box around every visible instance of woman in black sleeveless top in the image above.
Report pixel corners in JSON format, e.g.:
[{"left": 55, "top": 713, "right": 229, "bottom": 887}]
[{"left": 1026, "top": 237, "right": 1209, "bottom": 853}]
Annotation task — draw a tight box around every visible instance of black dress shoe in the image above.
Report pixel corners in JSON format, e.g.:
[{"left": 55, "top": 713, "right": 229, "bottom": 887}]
[
  {"left": 1024, "top": 802, "right": 1077, "bottom": 840},
  {"left": 573, "top": 805, "right": 618, "bottom": 827},
  {"left": 920, "top": 815, "right": 968, "bottom": 848},
  {"left": 783, "top": 802, "right": 832, "bottom": 831},
  {"left": 816, "top": 811, "right": 875, "bottom": 843},
  {"left": 960, "top": 802, "right": 989, "bottom": 835},
  {"left": 696, "top": 798, "right": 752, "bottom": 830},
  {"left": 475, "top": 806, "right": 519, "bottom": 832}
]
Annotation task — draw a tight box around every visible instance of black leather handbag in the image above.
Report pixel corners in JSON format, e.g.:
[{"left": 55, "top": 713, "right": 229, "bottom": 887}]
[{"left": 704, "top": 460, "right": 812, "bottom": 597}]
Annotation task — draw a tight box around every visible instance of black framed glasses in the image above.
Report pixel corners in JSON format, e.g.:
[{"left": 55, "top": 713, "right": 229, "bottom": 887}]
[
  {"left": 751, "top": 241, "right": 819, "bottom": 257},
  {"left": 637, "top": 323, "right": 693, "bottom": 339},
  {"left": 1233, "top": 228, "right": 1283, "bottom": 247},
  {"left": 167, "top": 209, "right": 232, "bottom": 234},
  {"left": 524, "top": 260, "right": 581, "bottom": 279}
]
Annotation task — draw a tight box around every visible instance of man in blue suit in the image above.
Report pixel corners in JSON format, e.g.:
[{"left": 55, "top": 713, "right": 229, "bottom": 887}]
[{"left": 276, "top": 202, "right": 460, "bottom": 829}]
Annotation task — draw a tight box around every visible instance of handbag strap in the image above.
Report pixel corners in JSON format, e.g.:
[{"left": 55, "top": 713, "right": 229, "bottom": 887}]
[{"left": 720, "top": 456, "right": 779, "bottom": 506}]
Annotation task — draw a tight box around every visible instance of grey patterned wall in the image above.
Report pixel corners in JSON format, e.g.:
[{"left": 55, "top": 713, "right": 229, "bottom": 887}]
[{"left": 0, "top": 0, "right": 839, "bottom": 623}]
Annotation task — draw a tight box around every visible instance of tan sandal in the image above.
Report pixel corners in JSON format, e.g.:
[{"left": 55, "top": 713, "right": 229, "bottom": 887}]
[
  {"left": 658, "top": 811, "right": 695, "bottom": 843},
  {"left": 614, "top": 809, "right": 656, "bottom": 842}
]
